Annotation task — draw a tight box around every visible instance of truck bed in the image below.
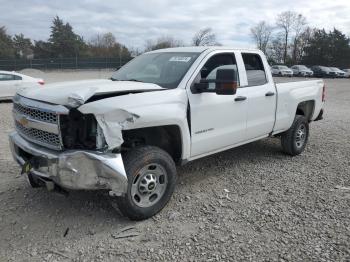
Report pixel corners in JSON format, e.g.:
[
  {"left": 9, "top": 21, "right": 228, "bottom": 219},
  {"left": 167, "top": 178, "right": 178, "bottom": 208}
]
[{"left": 273, "top": 79, "right": 324, "bottom": 134}]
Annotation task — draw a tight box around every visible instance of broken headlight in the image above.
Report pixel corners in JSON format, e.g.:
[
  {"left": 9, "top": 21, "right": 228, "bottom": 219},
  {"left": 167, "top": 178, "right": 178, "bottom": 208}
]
[{"left": 60, "top": 109, "right": 106, "bottom": 150}]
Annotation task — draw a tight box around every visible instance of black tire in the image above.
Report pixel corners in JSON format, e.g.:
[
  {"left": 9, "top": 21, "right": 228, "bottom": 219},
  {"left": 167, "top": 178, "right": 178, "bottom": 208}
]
[
  {"left": 281, "top": 115, "right": 309, "bottom": 156},
  {"left": 115, "top": 146, "right": 177, "bottom": 220}
]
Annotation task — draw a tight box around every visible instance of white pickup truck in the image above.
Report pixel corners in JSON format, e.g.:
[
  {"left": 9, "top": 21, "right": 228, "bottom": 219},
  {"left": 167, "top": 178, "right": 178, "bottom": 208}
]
[{"left": 9, "top": 47, "right": 325, "bottom": 220}]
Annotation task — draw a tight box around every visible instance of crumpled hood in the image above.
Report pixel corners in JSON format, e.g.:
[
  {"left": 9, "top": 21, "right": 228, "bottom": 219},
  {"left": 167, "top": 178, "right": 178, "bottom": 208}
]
[{"left": 17, "top": 79, "right": 165, "bottom": 106}]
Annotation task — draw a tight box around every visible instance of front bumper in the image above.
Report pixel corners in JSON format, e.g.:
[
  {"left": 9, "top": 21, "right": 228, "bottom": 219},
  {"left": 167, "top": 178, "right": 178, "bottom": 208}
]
[
  {"left": 301, "top": 71, "right": 313, "bottom": 76},
  {"left": 9, "top": 132, "right": 128, "bottom": 196}
]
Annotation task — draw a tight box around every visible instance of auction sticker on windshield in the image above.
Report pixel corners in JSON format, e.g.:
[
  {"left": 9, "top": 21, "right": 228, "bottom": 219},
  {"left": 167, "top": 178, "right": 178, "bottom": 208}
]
[{"left": 169, "top": 57, "right": 192, "bottom": 62}]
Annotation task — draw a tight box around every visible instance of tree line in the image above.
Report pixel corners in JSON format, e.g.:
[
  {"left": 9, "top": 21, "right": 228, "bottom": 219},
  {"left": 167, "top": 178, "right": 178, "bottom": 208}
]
[
  {"left": 0, "top": 16, "right": 219, "bottom": 61},
  {"left": 250, "top": 11, "right": 350, "bottom": 68},
  {"left": 1, "top": 13, "right": 349, "bottom": 69},
  {"left": 0, "top": 16, "right": 132, "bottom": 62}
]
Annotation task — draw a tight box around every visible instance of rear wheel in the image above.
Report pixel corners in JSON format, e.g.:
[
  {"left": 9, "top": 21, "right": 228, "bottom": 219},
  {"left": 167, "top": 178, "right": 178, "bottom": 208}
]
[
  {"left": 281, "top": 115, "right": 309, "bottom": 156},
  {"left": 115, "top": 146, "right": 177, "bottom": 220}
]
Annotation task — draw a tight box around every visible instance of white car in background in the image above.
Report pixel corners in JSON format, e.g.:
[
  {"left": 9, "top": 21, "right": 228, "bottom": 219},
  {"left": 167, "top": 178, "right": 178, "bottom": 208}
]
[
  {"left": 342, "top": 69, "right": 350, "bottom": 78},
  {"left": 291, "top": 65, "right": 314, "bottom": 77},
  {"left": 271, "top": 65, "right": 293, "bottom": 77},
  {"left": 0, "top": 71, "right": 44, "bottom": 100}
]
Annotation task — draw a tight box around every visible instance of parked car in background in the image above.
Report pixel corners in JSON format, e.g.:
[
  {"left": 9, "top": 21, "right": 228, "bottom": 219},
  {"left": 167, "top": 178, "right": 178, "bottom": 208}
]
[
  {"left": 329, "top": 67, "right": 346, "bottom": 78},
  {"left": 310, "top": 66, "right": 337, "bottom": 78},
  {"left": 271, "top": 65, "right": 293, "bottom": 77},
  {"left": 342, "top": 69, "right": 350, "bottom": 78},
  {"left": 291, "top": 65, "right": 313, "bottom": 77},
  {"left": 0, "top": 71, "right": 44, "bottom": 100}
]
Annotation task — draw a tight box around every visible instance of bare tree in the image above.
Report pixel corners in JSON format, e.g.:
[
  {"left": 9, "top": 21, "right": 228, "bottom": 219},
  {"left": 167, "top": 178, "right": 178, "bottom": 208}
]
[
  {"left": 90, "top": 33, "right": 103, "bottom": 47},
  {"left": 250, "top": 21, "right": 273, "bottom": 54},
  {"left": 145, "top": 36, "right": 183, "bottom": 51},
  {"left": 293, "top": 27, "right": 313, "bottom": 64},
  {"left": 88, "top": 32, "right": 131, "bottom": 61},
  {"left": 267, "top": 35, "right": 285, "bottom": 64},
  {"left": 192, "top": 28, "right": 217, "bottom": 46},
  {"left": 276, "top": 11, "right": 297, "bottom": 63},
  {"left": 291, "top": 14, "right": 307, "bottom": 63},
  {"left": 90, "top": 32, "right": 116, "bottom": 48},
  {"left": 101, "top": 32, "right": 116, "bottom": 48}
]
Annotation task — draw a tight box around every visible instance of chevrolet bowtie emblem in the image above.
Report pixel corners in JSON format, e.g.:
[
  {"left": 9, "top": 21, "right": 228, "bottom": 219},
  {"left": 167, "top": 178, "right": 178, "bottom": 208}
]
[{"left": 19, "top": 116, "right": 29, "bottom": 127}]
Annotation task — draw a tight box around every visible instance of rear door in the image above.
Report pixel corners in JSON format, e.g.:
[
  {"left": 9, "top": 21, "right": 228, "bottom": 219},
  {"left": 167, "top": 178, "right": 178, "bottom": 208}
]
[
  {"left": 187, "top": 51, "right": 249, "bottom": 157},
  {"left": 240, "top": 52, "right": 276, "bottom": 140}
]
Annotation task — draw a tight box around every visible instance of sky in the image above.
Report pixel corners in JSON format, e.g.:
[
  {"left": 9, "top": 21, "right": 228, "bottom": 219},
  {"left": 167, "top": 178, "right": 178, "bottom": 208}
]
[{"left": 1, "top": 0, "right": 350, "bottom": 50}]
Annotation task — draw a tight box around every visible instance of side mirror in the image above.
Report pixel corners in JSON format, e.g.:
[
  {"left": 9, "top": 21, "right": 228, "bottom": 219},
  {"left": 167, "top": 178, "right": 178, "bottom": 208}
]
[
  {"left": 191, "top": 69, "right": 238, "bottom": 95},
  {"left": 214, "top": 69, "right": 238, "bottom": 95}
]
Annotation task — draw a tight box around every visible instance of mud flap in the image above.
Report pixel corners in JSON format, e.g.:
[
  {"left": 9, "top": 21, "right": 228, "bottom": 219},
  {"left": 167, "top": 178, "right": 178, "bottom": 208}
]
[{"left": 315, "top": 109, "right": 323, "bottom": 121}]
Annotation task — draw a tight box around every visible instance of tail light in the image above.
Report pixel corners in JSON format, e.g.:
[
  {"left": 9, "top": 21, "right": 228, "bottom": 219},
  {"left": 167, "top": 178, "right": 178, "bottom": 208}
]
[
  {"left": 322, "top": 84, "right": 326, "bottom": 102},
  {"left": 38, "top": 79, "right": 45, "bottom": 85}
]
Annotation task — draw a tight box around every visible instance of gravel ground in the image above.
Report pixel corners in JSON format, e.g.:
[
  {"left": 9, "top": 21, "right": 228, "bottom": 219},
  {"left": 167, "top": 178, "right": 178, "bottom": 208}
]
[{"left": 0, "top": 75, "right": 349, "bottom": 261}]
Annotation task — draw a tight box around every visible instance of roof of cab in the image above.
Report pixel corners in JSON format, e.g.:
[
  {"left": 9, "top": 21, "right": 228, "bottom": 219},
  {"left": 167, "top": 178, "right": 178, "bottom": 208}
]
[{"left": 147, "top": 46, "right": 260, "bottom": 54}]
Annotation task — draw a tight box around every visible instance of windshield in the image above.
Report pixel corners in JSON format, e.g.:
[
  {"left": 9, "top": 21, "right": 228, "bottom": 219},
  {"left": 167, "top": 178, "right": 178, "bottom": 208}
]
[
  {"left": 320, "top": 66, "right": 331, "bottom": 72},
  {"left": 111, "top": 52, "right": 200, "bottom": 89},
  {"left": 279, "top": 66, "right": 289, "bottom": 70}
]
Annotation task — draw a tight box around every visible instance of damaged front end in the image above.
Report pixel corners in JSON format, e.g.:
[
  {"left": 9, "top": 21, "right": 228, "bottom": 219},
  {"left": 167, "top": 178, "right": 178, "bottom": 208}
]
[
  {"left": 9, "top": 94, "right": 136, "bottom": 196},
  {"left": 10, "top": 132, "right": 127, "bottom": 195}
]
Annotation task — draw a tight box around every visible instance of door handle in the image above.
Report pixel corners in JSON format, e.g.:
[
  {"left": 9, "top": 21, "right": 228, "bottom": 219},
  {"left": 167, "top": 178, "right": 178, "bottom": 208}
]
[
  {"left": 265, "top": 91, "right": 275, "bottom": 97},
  {"left": 234, "top": 96, "right": 247, "bottom": 102}
]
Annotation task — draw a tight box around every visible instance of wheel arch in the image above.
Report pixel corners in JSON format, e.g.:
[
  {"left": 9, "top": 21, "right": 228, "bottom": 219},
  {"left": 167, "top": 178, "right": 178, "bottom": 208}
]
[
  {"left": 296, "top": 100, "right": 315, "bottom": 121},
  {"left": 122, "top": 125, "right": 183, "bottom": 164}
]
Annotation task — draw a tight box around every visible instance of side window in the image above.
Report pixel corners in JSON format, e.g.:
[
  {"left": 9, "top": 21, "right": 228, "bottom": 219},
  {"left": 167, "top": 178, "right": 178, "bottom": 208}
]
[
  {"left": 242, "top": 53, "right": 267, "bottom": 86},
  {"left": 0, "top": 74, "right": 15, "bottom": 81},
  {"left": 14, "top": 75, "right": 22, "bottom": 80},
  {"left": 199, "top": 54, "right": 238, "bottom": 90}
]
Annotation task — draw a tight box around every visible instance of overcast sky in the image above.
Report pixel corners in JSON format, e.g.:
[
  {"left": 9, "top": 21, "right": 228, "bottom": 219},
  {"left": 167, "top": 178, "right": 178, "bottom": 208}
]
[{"left": 1, "top": 0, "right": 350, "bottom": 49}]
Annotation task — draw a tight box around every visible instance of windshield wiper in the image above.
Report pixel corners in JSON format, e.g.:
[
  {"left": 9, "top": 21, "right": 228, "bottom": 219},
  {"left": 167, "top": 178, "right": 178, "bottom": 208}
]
[
  {"left": 111, "top": 78, "right": 144, "bottom": 82},
  {"left": 123, "top": 79, "right": 143, "bottom": 82}
]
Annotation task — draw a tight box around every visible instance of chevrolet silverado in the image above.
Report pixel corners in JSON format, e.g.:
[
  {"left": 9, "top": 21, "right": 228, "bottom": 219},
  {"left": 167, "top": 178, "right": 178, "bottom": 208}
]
[{"left": 9, "top": 47, "right": 325, "bottom": 220}]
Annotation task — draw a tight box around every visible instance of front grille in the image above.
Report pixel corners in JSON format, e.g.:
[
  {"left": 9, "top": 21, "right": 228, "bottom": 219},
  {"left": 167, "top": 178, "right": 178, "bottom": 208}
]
[
  {"left": 13, "top": 103, "right": 57, "bottom": 124},
  {"left": 12, "top": 95, "right": 68, "bottom": 151},
  {"left": 15, "top": 122, "right": 61, "bottom": 149}
]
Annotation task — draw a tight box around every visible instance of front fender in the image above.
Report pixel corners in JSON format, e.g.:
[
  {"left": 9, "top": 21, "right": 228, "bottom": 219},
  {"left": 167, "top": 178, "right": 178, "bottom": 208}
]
[{"left": 78, "top": 89, "right": 191, "bottom": 160}]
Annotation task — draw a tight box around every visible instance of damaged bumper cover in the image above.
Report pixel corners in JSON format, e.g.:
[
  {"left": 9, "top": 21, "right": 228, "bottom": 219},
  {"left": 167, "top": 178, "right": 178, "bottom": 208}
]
[{"left": 9, "top": 132, "right": 127, "bottom": 196}]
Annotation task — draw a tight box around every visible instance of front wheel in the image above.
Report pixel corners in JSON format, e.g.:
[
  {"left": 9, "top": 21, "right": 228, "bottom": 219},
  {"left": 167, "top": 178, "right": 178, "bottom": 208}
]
[
  {"left": 115, "top": 146, "right": 177, "bottom": 220},
  {"left": 281, "top": 115, "right": 309, "bottom": 156}
]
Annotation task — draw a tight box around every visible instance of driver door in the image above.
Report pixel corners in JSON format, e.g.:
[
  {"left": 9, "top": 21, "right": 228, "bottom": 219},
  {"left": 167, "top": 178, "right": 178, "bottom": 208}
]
[{"left": 187, "top": 53, "right": 248, "bottom": 158}]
